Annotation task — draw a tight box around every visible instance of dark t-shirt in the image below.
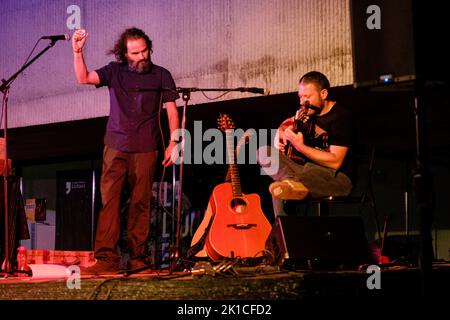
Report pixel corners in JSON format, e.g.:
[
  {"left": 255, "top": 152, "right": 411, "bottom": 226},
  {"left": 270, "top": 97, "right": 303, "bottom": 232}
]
[
  {"left": 95, "top": 62, "right": 179, "bottom": 152},
  {"left": 315, "top": 101, "right": 355, "bottom": 180}
]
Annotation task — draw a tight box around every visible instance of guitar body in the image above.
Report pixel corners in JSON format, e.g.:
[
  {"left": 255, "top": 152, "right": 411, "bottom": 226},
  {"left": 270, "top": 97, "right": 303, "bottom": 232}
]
[
  {"left": 205, "top": 182, "right": 272, "bottom": 262},
  {"left": 285, "top": 109, "right": 329, "bottom": 164}
]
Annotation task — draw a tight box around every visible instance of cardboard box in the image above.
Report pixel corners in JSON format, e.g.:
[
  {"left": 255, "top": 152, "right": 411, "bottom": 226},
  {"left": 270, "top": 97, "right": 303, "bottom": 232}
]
[{"left": 25, "top": 198, "right": 47, "bottom": 222}]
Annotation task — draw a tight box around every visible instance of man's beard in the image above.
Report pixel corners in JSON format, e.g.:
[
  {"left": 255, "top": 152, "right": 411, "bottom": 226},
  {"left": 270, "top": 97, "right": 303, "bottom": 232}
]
[
  {"left": 128, "top": 58, "right": 151, "bottom": 73},
  {"left": 303, "top": 100, "right": 323, "bottom": 115}
]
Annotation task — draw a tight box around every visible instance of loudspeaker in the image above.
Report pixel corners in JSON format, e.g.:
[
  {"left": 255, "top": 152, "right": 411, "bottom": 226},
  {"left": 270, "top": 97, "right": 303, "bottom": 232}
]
[
  {"left": 55, "top": 170, "right": 101, "bottom": 251},
  {"left": 350, "top": 0, "right": 449, "bottom": 87},
  {"left": 383, "top": 235, "right": 427, "bottom": 264},
  {"left": 265, "top": 216, "right": 370, "bottom": 270}
]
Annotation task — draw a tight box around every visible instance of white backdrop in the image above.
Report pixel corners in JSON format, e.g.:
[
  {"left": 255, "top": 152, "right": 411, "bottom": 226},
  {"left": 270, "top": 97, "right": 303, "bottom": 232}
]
[{"left": 0, "top": 0, "right": 353, "bottom": 128}]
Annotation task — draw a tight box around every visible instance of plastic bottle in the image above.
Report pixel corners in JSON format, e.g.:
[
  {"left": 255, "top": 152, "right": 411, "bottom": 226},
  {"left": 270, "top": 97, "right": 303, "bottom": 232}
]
[{"left": 16, "top": 246, "right": 31, "bottom": 277}]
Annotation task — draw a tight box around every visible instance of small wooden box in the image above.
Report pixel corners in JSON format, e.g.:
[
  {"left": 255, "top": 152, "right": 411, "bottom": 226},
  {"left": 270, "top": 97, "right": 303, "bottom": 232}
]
[{"left": 26, "top": 249, "right": 95, "bottom": 267}]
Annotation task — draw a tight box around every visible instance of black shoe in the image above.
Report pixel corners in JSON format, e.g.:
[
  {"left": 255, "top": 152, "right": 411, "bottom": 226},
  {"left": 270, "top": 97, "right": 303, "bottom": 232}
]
[
  {"left": 81, "top": 259, "right": 120, "bottom": 275},
  {"left": 127, "top": 259, "right": 152, "bottom": 274}
]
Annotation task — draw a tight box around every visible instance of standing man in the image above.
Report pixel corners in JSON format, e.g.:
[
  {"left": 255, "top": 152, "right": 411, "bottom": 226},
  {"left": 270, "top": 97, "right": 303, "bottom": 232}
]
[{"left": 72, "top": 27, "right": 180, "bottom": 274}]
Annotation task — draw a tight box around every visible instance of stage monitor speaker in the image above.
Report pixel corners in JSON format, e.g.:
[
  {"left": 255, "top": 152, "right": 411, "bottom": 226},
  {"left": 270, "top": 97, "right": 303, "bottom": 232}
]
[
  {"left": 383, "top": 235, "right": 430, "bottom": 265},
  {"left": 265, "top": 216, "right": 370, "bottom": 270},
  {"left": 350, "top": 0, "right": 449, "bottom": 88},
  {"left": 55, "top": 170, "right": 101, "bottom": 251}
]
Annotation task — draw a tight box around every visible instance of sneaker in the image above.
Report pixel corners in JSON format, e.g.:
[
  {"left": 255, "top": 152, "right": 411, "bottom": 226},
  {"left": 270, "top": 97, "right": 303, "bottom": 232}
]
[
  {"left": 81, "top": 258, "right": 120, "bottom": 275},
  {"left": 269, "top": 179, "right": 309, "bottom": 200}
]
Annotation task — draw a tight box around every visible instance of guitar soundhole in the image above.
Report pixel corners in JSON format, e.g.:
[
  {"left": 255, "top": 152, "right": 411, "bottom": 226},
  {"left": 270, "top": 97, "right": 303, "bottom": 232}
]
[{"left": 230, "top": 198, "right": 247, "bottom": 213}]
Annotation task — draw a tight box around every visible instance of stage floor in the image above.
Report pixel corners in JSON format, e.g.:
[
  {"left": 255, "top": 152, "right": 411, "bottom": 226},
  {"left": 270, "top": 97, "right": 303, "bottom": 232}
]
[{"left": 1, "top": 262, "right": 449, "bottom": 300}]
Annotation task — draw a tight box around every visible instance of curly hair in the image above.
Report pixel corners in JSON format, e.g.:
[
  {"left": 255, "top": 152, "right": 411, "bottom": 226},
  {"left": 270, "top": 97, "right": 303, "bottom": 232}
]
[{"left": 109, "top": 27, "right": 153, "bottom": 63}]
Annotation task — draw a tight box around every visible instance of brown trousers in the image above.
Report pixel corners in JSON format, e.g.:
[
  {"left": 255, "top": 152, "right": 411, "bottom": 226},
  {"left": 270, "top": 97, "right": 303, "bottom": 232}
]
[{"left": 94, "top": 146, "right": 158, "bottom": 261}]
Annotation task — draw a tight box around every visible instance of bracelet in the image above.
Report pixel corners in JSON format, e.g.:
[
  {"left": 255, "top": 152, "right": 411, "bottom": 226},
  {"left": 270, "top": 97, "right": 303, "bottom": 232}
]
[
  {"left": 170, "top": 138, "right": 180, "bottom": 143},
  {"left": 73, "top": 49, "right": 82, "bottom": 53}
]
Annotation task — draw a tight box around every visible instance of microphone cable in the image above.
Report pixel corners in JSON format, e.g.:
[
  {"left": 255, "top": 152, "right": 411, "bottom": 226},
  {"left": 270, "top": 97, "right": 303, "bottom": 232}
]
[
  {"left": 0, "top": 37, "right": 42, "bottom": 129},
  {"left": 199, "top": 89, "right": 233, "bottom": 101},
  {"left": 157, "top": 88, "right": 178, "bottom": 220}
]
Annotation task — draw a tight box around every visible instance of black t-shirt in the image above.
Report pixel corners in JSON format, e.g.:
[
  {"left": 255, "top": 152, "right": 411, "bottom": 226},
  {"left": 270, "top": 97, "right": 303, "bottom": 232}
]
[
  {"left": 95, "top": 62, "right": 179, "bottom": 152},
  {"left": 315, "top": 101, "right": 355, "bottom": 180}
]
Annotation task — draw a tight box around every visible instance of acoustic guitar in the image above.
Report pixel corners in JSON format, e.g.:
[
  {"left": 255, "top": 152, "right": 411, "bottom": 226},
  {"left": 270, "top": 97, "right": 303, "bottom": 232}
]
[
  {"left": 190, "top": 114, "right": 272, "bottom": 261},
  {"left": 204, "top": 114, "right": 271, "bottom": 261},
  {"left": 284, "top": 104, "right": 329, "bottom": 164}
]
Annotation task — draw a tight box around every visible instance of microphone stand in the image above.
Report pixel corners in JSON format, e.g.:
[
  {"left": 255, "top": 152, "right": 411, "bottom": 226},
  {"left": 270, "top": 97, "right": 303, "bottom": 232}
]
[
  {"left": 173, "top": 87, "right": 268, "bottom": 95},
  {"left": 0, "top": 39, "right": 60, "bottom": 276},
  {"left": 168, "top": 88, "right": 189, "bottom": 273},
  {"left": 168, "top": 86, "right": 267, "bottom": 273}
]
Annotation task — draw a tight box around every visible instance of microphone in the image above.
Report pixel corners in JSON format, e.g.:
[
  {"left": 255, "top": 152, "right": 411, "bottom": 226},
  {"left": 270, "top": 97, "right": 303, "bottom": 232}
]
[
  {"left": 238, "top": 87, "right": 270, "bottom": 96},
  {"left": 41, "top": 34, "right": 71, "bottom": 41},
  {"left": 302, "top": 101, "right": 321, "bottom": 111}
]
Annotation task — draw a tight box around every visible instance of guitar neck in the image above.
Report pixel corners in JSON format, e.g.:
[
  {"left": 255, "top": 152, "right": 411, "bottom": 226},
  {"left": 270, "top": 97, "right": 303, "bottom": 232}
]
[{"left": 225, "top": 130, "right": 242, "bottom": 197}]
